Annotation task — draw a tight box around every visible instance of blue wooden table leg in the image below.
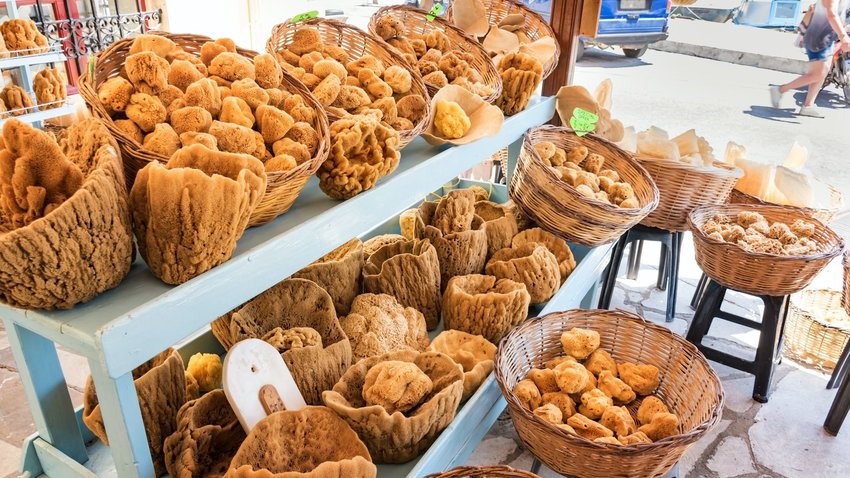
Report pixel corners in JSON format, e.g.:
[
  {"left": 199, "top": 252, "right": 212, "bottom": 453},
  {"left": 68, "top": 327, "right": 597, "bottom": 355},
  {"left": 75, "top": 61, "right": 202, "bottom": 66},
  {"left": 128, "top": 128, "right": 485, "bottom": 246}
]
[
  {"left": 581, "top": 276, "right": 603, "bottom": 310},
  {"left": 86, "top": 358, "right": 154, "bottom": 478},
  {"left": 4, "top": 319, "right": 88, "bottom": 464}
]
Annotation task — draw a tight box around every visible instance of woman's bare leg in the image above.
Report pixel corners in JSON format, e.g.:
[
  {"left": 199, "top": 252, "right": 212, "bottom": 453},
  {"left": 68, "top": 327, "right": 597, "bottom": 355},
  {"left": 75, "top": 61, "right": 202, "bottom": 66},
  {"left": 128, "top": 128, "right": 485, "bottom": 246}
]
[
  {"left": 780, "top": 60, "right": 825, "bottom": 93},
  {"left": 803, "top": 58, "right": 833, "bottom": 106}
]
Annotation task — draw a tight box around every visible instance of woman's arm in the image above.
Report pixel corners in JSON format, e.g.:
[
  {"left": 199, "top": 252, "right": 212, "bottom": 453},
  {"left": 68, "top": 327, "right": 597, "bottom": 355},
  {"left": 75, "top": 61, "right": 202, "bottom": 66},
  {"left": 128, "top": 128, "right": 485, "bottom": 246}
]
[{"left": 823, "top": 0, "right": 850, "bottom": 50}]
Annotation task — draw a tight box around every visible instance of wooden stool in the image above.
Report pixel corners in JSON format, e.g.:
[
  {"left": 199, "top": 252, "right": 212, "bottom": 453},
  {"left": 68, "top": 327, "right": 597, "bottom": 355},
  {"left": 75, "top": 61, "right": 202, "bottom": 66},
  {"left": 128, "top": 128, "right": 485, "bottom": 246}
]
[
  {"left": 824, "top": 339, "right": 850, "bottom": 435},
  {"left": 598, "top": 224, "right": 684, "bottom": 323},
  {"left": 685, "top": 279, "right": 789, "bottom": 403}
]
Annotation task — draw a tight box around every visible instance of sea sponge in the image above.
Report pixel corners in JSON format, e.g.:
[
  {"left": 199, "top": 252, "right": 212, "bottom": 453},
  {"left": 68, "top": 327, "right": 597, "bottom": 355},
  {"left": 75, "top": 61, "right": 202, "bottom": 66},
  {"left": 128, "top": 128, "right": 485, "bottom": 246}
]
[
  {"left": 427, "top": 330, "right": 495, "bottom": 401},
  {"left": 207, "top": 121, "right": 256, "bottom": 155},
  {"left": 219, "top": 96, "right": 255, "bottom": 128},
  {"left": 0, "top": 84, "right": 33, "bottom": 116},
  {"left": 618, "top": 362, "right": 660, "bottom": 396},
  {"left": 369, "top": 97, "right": 398, "bottom": 123},
  {"left": 129, "top": 145, "right": 266, "bottom": 284},
  {"left": 115, "top": 119, "right": 144, "bottom": 144},
  {"left": 163, "top": 389, "right": 245, "bottom": 478},
  {"left": 252, "top": 53, "right": 282, "bottom": 89},
  {"left": 362, "top": 360, "right": 433, "bottom": 414},
  {"left": 1, "top": 19, "right": 48, "bottom": 55},
  {"left": 585, "top": 349, "right": 618, "bottom": 378},
  {"left": 185, "top": 353, "right": 222, "bottom": 392},
  {"left": 358, "top": 68, "right": 393, "bottom": 99},
  {"left": 534, "top": 141, "right": 557, "bottom": 164},
  {"left": 225, "top": 407, "right": 376, "bottom": 478},
  {"left": 331, "top": 85, "right": 372, "bottom": 111},
  {"left": 340, "top": 293, "right": 429, "bottom": 362},
  {"left": 584, "top": 153, "right": 605, "bottom": 174},
  {"left": 346, "top": 55, "right": 385, "bottom": 77},
  {"left": 417, "top": 59, "right": 440, "bottom": 77},
  {"left": 620, "top": 431, "right": 652, "bottom": 445},
  {"left": 313, "top": 59, "right": 348, "bottom": 81},
  {"left": 568, "top": 413, "right": 614, "bottom": 441},
  {"left": 272, "top": 137, "right": 311, "bottom": 164},
  {"left": 374, "top": 16, "right": 405, "bottom": 40},
  {"left": 434, "top": 100, "right": 471, "bottom": 140},
  {"left": 512, "top": 228, "right": 576, "bottom": 282},
  {"left": 534, "top": 403, "right": 563, "bottom": 424},
  {"left": 125, "top": 51, "right": 170, "bottom": 94},
  {"left": 298, "top": 52, "right": 325, "bottom": 74},
  {"left": 321, "top": 349, "right": 464, "bottom": 463},
  {"left": 180, "top": 132, "right": 217, "bottom": 150},
  {"left": 129, "top": 34, "right": 176, "bottom": 58},
  {"left": 363, "top": 239, "right": 442, "bottom": 330},
  {"left": 169, "top": 106, "right": 213, "bottom": 135},
  {"left": 230, "top": 78, "right": 269, "bottom": 109},
  {"left": 560, "top": 328, "right": 601, "bottom": 360},
  {"left": 383, "top": 65, "right": 412, "bottom": 94},
  {"left": 98, "top": 76, "right": 135, "bottom": 114},
  {"left": 578, "top": 388, "right": 613, "bottom": 420},
  {"left": 495, "top": 52, "right": 543, "bottom": 115},
  {"left": 438, "top": 51, "right": 470, "bottom": 82},
  {"left": 542, "top": 391, "right": 576, "bottom": 420},
  {"left": 527, "top": 368, "right": 560, "bottom": 394},
  {"left": 600, "top": 406, "right": 637, "bottom": 437},
  {"left": 290, "top": 27, "right": 323, "bottom": 55},
  {"left": 598, "top": 370, "right": 636, "bottom": 405},
  {"left": 396, "top": 94, "right": 428, "bottom": 123},
  {"left": 199, "top": 39, "right": 234, "bottom": 66},
  {"left": 486, "top": 243, "right": 561, "bottom": 305},
  {"left": 553, "top": 360, "right": 588, "bottom": 394},
  {"left": 32, "top": 68, "right": 66, "bottom": 109},
  {"left": 143, "top": 123, "right": 181, "bottom": 156},
  {"left": 638, "top": 412, "right": 679, "bottom": 441},
  {"left": 514, "top": 379, "right": 543, "bottom": 411},
  {"left": 637, "top": 396, "right": 669, "bottom": 425},
  {"left": 432, "top": 188, "right": 475, "bottom": 235},
  {"left": 475, "top": 201, "right": 519, "bottom": 258},
  {"left": 318, "top": 114, "right": 400, "bottom": 200},
  {"left": 292, "top": 238, "right": 363, "bottom": 316},
  {"left": 184, "top": 78, "right": 222, "bottom": 116},
  {"left": 255, "top": 104, "right": 294, "bottom": 144},
  {"left": 442, "top": 274, "right": 530, "bottom": 344},
  {"left": 323, "top": 44, "right": 350, "bottom": 63},
  {"left": 167, "top": 59, "right": 205, "bottom": 92},
  {"left": 312, "top": 73, "right": 342, "bottom": 106},
  {"left": 209, "top": 52, "right": 254, "bottom": 81},
  {"left": 262, "top": 327, "right": 323, "bottom": 352},
  {"left": 285, "top": 122, "right": 320, "bottom": 156}
]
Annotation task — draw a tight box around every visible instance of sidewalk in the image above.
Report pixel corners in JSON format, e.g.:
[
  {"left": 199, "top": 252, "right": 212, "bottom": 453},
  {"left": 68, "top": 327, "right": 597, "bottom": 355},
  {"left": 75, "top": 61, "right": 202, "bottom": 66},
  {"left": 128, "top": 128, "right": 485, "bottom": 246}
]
[{"left": 651, "top": 18, "right": 810, "bottom": 75}]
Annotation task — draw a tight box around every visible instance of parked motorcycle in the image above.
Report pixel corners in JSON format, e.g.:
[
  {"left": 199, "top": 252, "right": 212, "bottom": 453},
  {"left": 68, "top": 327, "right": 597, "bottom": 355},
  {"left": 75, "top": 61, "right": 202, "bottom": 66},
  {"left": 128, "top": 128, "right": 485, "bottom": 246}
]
[{"left": 823, "top": 42, "right": 850, "bottom": 104}]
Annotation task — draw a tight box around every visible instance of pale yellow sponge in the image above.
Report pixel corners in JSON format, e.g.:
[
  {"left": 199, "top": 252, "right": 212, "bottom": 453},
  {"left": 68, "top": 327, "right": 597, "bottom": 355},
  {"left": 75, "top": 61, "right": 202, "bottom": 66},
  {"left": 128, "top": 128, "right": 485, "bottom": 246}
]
[
  {"left": 434, "top": 100, "right": 471, "bottom": 139},
  {"left": 186, "top": 353, "right": 222, "bottom": 392}
]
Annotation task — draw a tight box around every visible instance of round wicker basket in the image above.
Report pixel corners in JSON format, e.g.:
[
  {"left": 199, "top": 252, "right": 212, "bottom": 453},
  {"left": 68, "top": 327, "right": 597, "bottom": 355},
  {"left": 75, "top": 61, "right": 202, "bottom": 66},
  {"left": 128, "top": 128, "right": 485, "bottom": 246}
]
[
  {"left": 445, "top": 0, "right": 560, "bottom": 80},
  {"left": 509, "top": 125, "right": 659, "bottom": 247},
  {"left": 785, "top": 289, "right": 850, "bottom": 371},
  {"left": 266, "top": 17, "right": 430, "bottom": 148},
  {"left": 638, "top": 157, "right": 743, "bottom": 232},
  {"left": 367, "top": 5, "right": 502, "bottom": 103},
  {"left": 844, "top": 251, "right": 850, "bottom": 315},
  {"left": 425, "top": 465, "right": 539, "bottom": 477},
  {"left": 495, "top": 309, "right": 724, "bottom": 478},
  {"left": 78, "top": 31, "right": 330, "bottom": 227},
  {"left": 688, "top": 204, "right": 845, "bottom": 296},
  {"left": 728, "top": 183, "right": 844, "bottom": 224}
]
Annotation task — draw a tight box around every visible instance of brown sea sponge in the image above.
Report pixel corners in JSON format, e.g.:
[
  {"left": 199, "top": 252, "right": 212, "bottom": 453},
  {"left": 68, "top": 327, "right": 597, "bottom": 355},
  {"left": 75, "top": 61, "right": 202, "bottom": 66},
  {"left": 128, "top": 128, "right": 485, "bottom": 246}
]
[
  {"left": 209, "top": 52, "right": 254, "bottom": 81},
  {"left": 358, "top": 68, "right": 393, "bottom": 99},
  {"left": 638, "top": 412, "right": 679, "bottom": 441},
  {"left": 475, "top": 201, "right": 519, "bottom": 258},
  {"left": 130, "top": 34, "right": 176, "bottom": 58},
  {"left": 125, "top": 51, "right": 170, "bottom": 94},
  {"left": 1, "top": 19, "right": 48, "bottom": 56},
  {"left": 184, "top": 78, "right": 222, "bottom": 116},
  {"left": 57, "top": 118, "right": 120, "bottom": 176},
  {"left": 553, "top": 360, "right": 588, "bottom": 394},
  {"left": 346, "top": 55, "right": 385, "bottom": 77},
  {"left": 0, "top": 84, "right": 33, "bottom": 116},
  {"left": 321, "top": 349, "right": 463, "bottom": 463},
  {"left": 442, "top": 274, "right": 531, "bottom": 344},
  {"left": 637, "top": 395, "right": 669, "bottom": 425},
  {"left": 143, "top": 123, "right": 181, "bottom": 156},
  {"left": 585, "top": 349, "right": 618, "bottom": 378},
  {"left": 427, "top": 330, "right": 495, "bottom": 401},
  {"left": 568, "top": 413, "right": 614, "bottom": 441},
  {"left": 253, "top": 53, "right": 282, "bottom": 88},
  {"left": 115, "top": 119, "right": 144, "bottom": 144},
  {"left": 313, "top": 59, "right": 348, "bottom": 81},
  {"left": 383, "top": 65, "right": 412, "bottom": 94},
  {"left": 255, "top": 104, "right": 294, "bottom": 144},
  {"left": 230, "top": 78, "right": 269, "bottom": 110},
  {"left": 375, "top": 16, "right": 405, "bottom": 40},
  {"left": 618, "top": 362, "right": 660, "bottom": 396},
  {"left": 180, "top": 131, "right": 217, "bottom": 150},
  {"left": 542, "top": 392, "right": 576, "bottom": 420},
  {"left": 312, "top": 73, "right": 342, "bottom": 106},
  {"left": 600, "top": 406, "right": 637, "bottom": 437},
  {"left": 341, "top": 293, "right": 429, "bottom": 362},
  {"left": 486, "top": 243, "right": 561, "bottom": 305},
  {"left": 285, "top": 122, "right": 320, "bottom": 156},
  {"left": 560, "top": 327, "right": 601, "bottom": 360},
  {"left": 262, "top": 326, "right": 323, "bottom": 352},
  {"left": 578, "top": 388, "right": 613, "bottom": 420},
  {"left": 397, "top": 94, "right": 428, "bottom": 123},
  {"left": 362, "top": 360, "right": 433, "bottom": 414},
  {"left": 292, "top": 238, "right": 363, "bottom": 316},
  {"left": 33, "top": 68, "right": 66, "bottom": 109},
  {"left": 290, "top": 27, "right": 323, "bottom": 55},
  {"left": 169, "top": 106, "right": 213, "bottom": 135},
  {"left": 331, "top": 85, "right": 372, "bottom": 111},
  {"left": 168, "top": 59, "right": 205, "bottom": 92},
  {"left": 362, "top": 238, "right": 442, "bottom": 330},
  {"left": 129, "top": 144, "right": 266, "bottom": 284},
  {"left": 272, "top": 138, "right": 311, "bottom": 164},
  {"left": 98, "top": 76, "right": 135, "bottom": 114},
  {"left": 495, "top": 52, "right": 543, "bottom": 115},
  {"left": 513, "top": 228, "right": 577, "bottom": 282},
  {"left": 598, "top": 370, "right": 636, "bottom": 405},
  {"left": 219, "top": 96, "right": 255, "bottom": 128},
  {"left": 208, "top": 121, "right": 256, "bottom": 155},
  {"left": 534, "top": 403, "right": 563, "bottom": 424},
  {"left": 527, "top": 368, "right": 560, "bottom": 394},
  {"left": 513, "top": 379, "right": 543, "bottom": 411}
]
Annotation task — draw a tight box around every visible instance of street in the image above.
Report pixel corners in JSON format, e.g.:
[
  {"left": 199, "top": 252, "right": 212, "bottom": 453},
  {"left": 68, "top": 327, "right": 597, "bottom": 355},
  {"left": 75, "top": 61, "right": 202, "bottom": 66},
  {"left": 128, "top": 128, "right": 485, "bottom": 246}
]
[{"left": 574, "top": 47, "right": 850, "bottom": 199}]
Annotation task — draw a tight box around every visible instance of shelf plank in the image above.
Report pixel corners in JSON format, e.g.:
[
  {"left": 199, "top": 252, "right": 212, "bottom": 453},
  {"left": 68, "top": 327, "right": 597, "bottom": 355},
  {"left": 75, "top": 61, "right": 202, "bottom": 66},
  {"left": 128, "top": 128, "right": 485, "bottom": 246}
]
[
  {"left": 0, "top": 97, "right": 555, "bottom": 378},
  {"left": 0, "top": 103, "right": 75, "bottom": 127},
  {"left": 0, "top": 51, "right": 67, "bottom": 69}
]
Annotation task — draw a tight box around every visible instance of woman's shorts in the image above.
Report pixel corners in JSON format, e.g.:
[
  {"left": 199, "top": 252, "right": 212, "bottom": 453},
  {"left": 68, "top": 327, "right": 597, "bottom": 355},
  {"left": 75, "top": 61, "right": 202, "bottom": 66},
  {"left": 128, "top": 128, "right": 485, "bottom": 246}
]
[{"left": 806, "top": 43, "right": 835, "bottom": 61}]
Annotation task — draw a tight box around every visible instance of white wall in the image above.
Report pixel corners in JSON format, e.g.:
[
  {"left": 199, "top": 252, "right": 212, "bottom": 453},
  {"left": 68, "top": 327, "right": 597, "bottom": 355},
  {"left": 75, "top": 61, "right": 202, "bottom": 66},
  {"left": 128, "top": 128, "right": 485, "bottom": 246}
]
[{"left": 163, "top": 0, "right": 254, "bottom": 48}]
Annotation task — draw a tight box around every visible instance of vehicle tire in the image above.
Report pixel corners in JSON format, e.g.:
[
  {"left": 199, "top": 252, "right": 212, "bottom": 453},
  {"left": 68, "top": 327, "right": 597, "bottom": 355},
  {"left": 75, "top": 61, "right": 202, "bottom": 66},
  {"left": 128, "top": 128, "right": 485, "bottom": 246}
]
[
  {"left": 576, "top": 41, "right": 585, "bottom": 61},
  {"left": 623, "top": 46, "right": 648, "bottom": 58}
]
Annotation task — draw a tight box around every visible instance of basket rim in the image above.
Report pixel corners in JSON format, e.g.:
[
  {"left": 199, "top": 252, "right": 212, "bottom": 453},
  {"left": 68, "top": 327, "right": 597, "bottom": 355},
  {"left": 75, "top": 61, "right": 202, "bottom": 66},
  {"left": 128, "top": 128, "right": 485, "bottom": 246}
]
[
  {"left": 790, "top": 289, "right": 850, "bottom": 332},
  {"left": 729, "top": 182, "right": 844, "bottom": 219},
  {"left": 524, "top": 125, "right": 660, "bottom": 218},
  {"left": 495, "top": 308, "right": 725, "bottom": 452},
  {"left": 687, "top": 203, "right": 846, "bottom": 262},
  {"left": 367, "top": 4, "right": 503, "bottom": 103},
  {"left": 636, "top": 155, "right": 745, "bottom": 180}
]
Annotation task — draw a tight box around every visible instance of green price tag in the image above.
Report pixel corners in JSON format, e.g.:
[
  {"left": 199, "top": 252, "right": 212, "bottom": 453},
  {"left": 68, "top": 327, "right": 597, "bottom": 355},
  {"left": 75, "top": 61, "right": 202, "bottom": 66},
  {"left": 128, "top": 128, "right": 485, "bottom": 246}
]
[
  {"left": 291, "top": 10, "right": 319, "bottom": 22},
  {"left": 570, "top": 107, "right": 598, "bottom": 137},
  {"left": 426, "top": 4, "right": 444, "bottom": 21}
]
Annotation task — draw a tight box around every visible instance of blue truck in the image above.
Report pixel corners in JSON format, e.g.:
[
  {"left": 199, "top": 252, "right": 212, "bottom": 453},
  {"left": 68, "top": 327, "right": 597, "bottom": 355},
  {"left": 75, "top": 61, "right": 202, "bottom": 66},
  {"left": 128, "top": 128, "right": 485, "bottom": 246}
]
[{"left": 407, "top": 0, "right": 670, "bottom": 60}]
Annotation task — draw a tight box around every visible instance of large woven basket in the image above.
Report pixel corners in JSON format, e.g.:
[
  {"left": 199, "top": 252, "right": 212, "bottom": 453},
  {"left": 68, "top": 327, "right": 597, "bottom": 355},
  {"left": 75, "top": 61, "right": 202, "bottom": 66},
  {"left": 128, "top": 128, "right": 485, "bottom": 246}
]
[
  {"left": 78, "top": 31, "right": 330, "bottom": 227},
  {"left": 267, "top": 17, "right": 430, "bottom": 148},
  {"left": 509, "top": 125, "right": 659, "bottom": 247},
  {"left": 728, "top": 183, "right": 844, "bottom": 224},
  {"left": 844, "top": 252, "right": 850, "bottom": 315},
  {"left": 367, "top": 5, "right": 502, "bottom": 103},
  {"left": 495, "top": 309, "right": 724, "bottom": 478},
  {"left": 688, "top": 204, "right": 844, "bottom": 296},
  {"left": 445, "top": 0, "right": 560, "bottom": 79},
  {"left": 638, "top": 157, "right": 743, "bottom": 232},
  {"left": 785, "top": 289, "right": 850, "bottom": 371},
  {"left": 425, "top": 465, "right": 539, "bottom": 477}
]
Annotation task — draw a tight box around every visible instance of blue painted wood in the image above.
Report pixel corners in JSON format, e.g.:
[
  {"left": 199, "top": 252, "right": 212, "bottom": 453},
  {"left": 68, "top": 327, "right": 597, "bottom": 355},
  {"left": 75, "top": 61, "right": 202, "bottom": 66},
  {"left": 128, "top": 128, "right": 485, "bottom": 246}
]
[
  {"left": 3, "top": 320, "right": 88, "bottom": 463},
  {"left": 33, "top": 438, "right": 97, "bottom": 478},
  {"left": 85, "top": 363, "right": 152, "bottom": 478},
  {"left": 0, "top": 98, "right": 556, "bottom": 380}
]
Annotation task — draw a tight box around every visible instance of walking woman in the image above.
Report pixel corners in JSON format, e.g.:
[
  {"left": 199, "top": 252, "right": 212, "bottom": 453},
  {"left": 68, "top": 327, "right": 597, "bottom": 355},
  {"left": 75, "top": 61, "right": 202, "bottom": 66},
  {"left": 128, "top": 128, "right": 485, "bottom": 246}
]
[{"left": 770, "top": 0, "right": 850, "bottom": 117}]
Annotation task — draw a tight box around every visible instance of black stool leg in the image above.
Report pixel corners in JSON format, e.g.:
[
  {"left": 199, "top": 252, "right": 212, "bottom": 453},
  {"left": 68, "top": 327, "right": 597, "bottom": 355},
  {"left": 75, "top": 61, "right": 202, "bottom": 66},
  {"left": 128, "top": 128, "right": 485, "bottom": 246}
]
[
  {"left": 598, "top": 234, "right": 629, "bottom": 309},
  {"left": 627, "top": 240, "right": 643, "bottom": 280},
  {"left": 752, "top": 295, "right": 790, "bottom": 403},
  {"left": 658, "top": 243, "right": 669, "bottom": 291},
  {"left": 691, "top": 273, "right": 709, "bottom": 310},
  {"left": 824, "top": 372, "right": 850, "bottom": 435},
  {"left": 827, "top": 340, "right": 850, "bottom": 390},
  {"left": 665, "top": 232, "right": 683, "bottom": 323},
  {"left": 686, "top": 280, "right": 725, "bottom": 345},
  {"left": 530, "top": 458, "right": 543, "bottom": 474}
]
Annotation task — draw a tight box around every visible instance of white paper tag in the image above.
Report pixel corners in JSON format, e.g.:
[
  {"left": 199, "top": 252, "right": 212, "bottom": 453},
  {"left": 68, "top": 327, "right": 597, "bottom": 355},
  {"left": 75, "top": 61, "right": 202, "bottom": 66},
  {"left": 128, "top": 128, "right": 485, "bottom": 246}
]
[{"left": 223, "top": 338, "right": 307, "bottom": 433}]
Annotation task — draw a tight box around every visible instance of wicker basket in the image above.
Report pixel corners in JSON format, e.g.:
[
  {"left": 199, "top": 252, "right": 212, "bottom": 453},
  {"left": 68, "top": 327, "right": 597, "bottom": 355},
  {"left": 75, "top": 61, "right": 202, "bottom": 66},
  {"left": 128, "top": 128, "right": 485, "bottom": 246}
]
[
  {"left": 688, "top": 204, "right": 844, "bottom": 296},
  {"left": 843, "top": 252, "right": 850, "bottom": 315},
  {"left": 509, "top": 125, "right": 659, "bottom": 247},
  {"left": 78, "top": 31, "right": 330, "bottom": 227},
  {"left": 425, "top": 465, "right": 539, "bottom": 477},
  {"left": 367, "top": 5, "right": 502, "bottom": 103},
  {"left": 638, "top": 157, "right": 743, "bottom": 232},
  {"left": 445, "top": 0, "right": 560, "bottom": 80},
  {"left": 267, "top": 17, "right": 430, "bottom": 148},
  {"left": 495, "top": 309, "right": 724, "bottom": 478},
  {"left": 784, "top": 289, "right": 850, "bottom": 371},
  {"left": 728, "top": 183, "right": 844, "bottom": 224}
]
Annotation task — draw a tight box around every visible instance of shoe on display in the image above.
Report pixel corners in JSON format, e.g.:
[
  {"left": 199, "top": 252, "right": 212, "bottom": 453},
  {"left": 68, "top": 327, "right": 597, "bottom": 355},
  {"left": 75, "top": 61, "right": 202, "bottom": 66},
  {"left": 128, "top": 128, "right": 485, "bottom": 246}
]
[
  {"left": 769, "top": 85, "right": 784, "bottom": 108},
  {"left": 798, "top": 105, "right": 825, "bottom": 118}
]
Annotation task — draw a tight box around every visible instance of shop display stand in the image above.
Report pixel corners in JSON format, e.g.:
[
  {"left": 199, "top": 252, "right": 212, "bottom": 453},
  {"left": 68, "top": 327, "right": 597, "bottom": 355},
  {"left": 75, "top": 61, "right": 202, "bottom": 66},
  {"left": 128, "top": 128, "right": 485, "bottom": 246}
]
[
  {"left": 2, "top": 96, "right": 611, "bottom": 478},
  {"left": 0, "top": 0, "right": 74, "bottom": 127}
]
